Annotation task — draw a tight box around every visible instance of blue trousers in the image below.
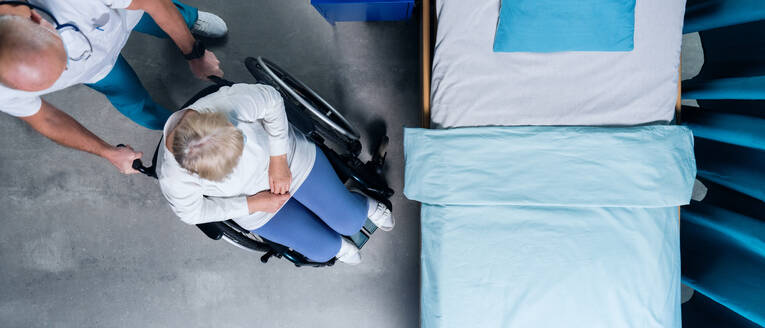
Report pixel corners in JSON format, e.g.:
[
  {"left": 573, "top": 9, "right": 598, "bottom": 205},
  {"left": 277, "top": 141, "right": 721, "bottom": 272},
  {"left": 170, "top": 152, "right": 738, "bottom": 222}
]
[
  {"left": 85, "top": 1, "right": 198, "bottom": 130},
  {"left": 254, "top": 147, "right": 369, "bottom": 262}
]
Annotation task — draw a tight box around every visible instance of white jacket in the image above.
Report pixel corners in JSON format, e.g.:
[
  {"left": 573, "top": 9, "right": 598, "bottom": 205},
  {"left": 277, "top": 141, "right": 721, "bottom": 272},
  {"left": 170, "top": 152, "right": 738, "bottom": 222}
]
[
  {"left": 157, "top": 84, "right": 316, "bottom": 230},
  {"left": 1, "top": 0, "right": 143, "bottom": 117}
]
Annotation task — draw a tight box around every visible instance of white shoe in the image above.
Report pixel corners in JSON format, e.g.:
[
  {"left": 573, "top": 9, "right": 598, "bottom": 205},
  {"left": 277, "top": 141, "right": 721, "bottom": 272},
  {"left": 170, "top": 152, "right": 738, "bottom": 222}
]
[
  {"left": 367, "top": 197, "right": 394, "bottom": 232},
  {"left": 192, "top": 11, "right": 228, "bottom": 38},
  {"left": 335, "top": 237, "right": 361, "bottom": 265}
]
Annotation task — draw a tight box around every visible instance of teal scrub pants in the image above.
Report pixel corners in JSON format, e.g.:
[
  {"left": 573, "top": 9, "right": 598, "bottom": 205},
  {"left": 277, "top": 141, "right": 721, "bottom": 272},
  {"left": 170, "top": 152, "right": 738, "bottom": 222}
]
[{"left": 85, "top": 1, "right": 199, "bottom": 130}]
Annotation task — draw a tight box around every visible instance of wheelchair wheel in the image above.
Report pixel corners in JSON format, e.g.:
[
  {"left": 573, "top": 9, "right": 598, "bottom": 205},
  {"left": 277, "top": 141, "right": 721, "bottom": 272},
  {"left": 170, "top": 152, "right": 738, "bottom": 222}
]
[
  {"left": 215, "top": 221, "right": 271, "bottom": 253},
  {"left": 214, "top": 220, "right": 335, "bottom": 267},
  {"left": 245, "top": 57, "right": 362, "bottom": 152}
]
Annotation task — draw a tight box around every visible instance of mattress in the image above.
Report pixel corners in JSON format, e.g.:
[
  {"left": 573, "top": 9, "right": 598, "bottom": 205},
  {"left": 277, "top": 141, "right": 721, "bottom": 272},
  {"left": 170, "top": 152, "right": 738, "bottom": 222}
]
[
  {"left": 404, "top": 126, "right": 697, "bottom": 327},
  {"left": 430, "top": 0, "right": 686, "bottom": 127}
]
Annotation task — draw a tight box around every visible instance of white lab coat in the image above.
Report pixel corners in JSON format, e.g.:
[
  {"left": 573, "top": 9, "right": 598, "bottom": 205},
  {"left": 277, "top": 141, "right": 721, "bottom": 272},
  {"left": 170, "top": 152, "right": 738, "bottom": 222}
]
[{"left": 0, "top": 0, "right": 143, "bottom": 116}]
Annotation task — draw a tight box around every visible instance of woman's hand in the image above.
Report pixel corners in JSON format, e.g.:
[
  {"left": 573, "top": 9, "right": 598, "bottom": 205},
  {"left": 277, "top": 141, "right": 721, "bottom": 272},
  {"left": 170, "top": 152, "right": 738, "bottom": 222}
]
[
  {"left": 247, "top": 190, "right": 290, "bottom": 214},
  {"left": 268, "top": 155, "right": 292, "bottom": 194}
]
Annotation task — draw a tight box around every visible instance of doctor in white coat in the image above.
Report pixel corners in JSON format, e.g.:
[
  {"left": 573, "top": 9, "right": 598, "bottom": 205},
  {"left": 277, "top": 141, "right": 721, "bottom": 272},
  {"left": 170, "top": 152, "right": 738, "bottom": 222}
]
[{"left": 0, "top": 0, "right": 227, "bottom": 174}]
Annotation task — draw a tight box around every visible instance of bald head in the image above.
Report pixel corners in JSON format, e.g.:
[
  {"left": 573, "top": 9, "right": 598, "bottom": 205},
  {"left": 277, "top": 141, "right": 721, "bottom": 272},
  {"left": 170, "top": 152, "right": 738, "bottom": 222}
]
[{"left": 0, "top": 15, "right": 66, "bottom": 91}]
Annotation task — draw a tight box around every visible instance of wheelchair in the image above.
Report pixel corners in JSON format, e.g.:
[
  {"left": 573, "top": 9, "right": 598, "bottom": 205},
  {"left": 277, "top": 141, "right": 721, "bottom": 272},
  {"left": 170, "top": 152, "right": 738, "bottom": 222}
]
[{"left": 126, "top": 57, "right": 394, "bottom": 267}]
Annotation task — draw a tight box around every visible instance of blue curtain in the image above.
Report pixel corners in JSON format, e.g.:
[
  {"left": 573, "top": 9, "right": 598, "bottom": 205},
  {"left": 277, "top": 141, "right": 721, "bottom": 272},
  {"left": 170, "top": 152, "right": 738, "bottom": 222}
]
[
  {"left": 683, "top": 20, "right": 765, "bottom": 99},
  {"left": 684, "top": 0, "right": 765, "bottom": 33},
  {"left": 682, "top": 290, "right": 762, "bottom": 328},
  {"left": 681, "top": 4, "right": 765, "bottom": 326}
]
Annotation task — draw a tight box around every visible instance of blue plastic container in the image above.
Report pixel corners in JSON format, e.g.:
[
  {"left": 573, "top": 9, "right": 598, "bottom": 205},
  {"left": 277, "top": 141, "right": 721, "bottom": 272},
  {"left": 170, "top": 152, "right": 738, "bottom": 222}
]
[{"left": 311, "top": 0, "right": 414, "bottom": 24}]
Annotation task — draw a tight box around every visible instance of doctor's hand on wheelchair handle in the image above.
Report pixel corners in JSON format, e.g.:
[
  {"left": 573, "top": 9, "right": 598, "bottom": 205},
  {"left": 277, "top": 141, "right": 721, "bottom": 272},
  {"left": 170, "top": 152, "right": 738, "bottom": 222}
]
[
  {"left": 189, "top": 50, "right": 223, "bottom": 81},
  {"left": 247, "top": 191, "right": 291, "bottom": 214},
  {"left": 111, "top": 144, "right": 143, "bottom": 175}
]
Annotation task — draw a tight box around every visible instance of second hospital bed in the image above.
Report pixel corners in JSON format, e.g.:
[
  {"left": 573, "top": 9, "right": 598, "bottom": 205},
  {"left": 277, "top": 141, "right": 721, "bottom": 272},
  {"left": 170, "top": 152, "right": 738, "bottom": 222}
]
[{"left": 406, "top": 0, "right": 697, "bottom": 326}]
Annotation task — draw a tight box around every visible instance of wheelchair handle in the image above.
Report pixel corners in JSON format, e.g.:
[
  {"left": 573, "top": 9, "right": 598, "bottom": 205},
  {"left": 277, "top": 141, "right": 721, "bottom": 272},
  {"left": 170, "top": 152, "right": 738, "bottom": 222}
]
[
  {"left": 116, "top": 144, "right": 155, "bottom": 177},
  {"left": 207, "top": 75, "right": 234, "bottom": 87}
]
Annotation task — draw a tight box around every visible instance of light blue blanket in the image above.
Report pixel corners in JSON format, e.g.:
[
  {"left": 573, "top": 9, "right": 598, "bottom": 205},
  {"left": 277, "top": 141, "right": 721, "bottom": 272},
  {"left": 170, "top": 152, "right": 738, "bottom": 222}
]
[{"left": 404, "top": 126, "right": 697, "bottom": 328}]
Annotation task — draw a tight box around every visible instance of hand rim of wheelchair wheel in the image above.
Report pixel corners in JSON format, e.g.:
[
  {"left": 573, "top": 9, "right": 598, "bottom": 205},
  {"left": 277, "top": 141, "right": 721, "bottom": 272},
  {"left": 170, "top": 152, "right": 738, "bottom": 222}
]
[
  {"left": 216, "top": 222, "right": 270, "bottom": 253},
  {"left": 256, "top": 56, "right": 361, "bottom": 141}
]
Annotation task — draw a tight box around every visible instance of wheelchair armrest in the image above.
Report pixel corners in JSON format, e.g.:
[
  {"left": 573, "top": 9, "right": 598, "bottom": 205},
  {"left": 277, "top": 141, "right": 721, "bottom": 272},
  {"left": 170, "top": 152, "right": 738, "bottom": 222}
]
[{"left": 196, "top": 222, "right": 225, "bottom": 240}]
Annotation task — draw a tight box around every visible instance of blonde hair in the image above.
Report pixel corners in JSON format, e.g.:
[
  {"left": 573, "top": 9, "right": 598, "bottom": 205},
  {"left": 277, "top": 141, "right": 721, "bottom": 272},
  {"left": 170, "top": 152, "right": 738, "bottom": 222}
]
[{"left": 171, "top": 111, "right": 244, "bottom": 182}]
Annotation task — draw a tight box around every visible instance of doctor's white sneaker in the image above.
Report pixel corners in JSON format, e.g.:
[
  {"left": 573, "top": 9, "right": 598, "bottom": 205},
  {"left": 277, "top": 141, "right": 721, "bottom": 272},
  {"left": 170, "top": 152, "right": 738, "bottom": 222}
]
[
  {"left": 335, "top": 237, "right": 362, "bottom": 265},
  {"left": 367, "top": 197, "right": 394, "bottom": 232},
  {"left": 192, "top": 11, "right": 228, "bottom": 38}
]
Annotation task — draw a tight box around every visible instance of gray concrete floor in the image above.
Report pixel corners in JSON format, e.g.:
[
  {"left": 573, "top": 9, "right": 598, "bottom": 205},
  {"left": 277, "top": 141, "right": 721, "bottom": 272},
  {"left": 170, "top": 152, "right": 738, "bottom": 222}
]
[{"left": 0, "top": 1, "right": 421, "bottom": 327}]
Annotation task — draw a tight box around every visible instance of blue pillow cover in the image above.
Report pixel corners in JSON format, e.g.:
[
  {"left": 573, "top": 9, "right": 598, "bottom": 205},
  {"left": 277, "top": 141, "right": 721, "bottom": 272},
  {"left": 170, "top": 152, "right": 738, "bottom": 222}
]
[{"left": 493, "top": 0, "right": 636, "bottom": 52}]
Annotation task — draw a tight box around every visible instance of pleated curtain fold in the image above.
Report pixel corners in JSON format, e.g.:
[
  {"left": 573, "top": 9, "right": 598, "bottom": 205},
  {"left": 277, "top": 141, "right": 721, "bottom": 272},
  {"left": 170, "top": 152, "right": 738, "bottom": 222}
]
[{"left": 680, "top": 3, "right": 765, "bottom": 326}]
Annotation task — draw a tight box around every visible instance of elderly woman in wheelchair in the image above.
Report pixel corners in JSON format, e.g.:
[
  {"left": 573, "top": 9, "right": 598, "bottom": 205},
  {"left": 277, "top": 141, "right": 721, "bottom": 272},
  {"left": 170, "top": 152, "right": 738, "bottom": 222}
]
[{"left": 157, "top": 83, "right": 394, "bottom": 265}]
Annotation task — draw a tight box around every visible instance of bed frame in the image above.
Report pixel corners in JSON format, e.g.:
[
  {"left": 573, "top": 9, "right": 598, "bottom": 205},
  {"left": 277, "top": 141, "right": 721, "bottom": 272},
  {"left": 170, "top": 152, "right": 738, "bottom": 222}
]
[
  {"left": 419, "top": 0, "right": 434, "bottom": 128},
  {"left": 418, "top": 0, "right": 683, "bottom": 128}
]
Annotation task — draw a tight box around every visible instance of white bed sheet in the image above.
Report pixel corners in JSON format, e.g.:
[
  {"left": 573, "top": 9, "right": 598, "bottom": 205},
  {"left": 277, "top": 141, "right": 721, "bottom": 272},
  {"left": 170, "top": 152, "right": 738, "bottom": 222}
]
[{"left": 431, "top": 0, "right": 686, "bottom": 127}]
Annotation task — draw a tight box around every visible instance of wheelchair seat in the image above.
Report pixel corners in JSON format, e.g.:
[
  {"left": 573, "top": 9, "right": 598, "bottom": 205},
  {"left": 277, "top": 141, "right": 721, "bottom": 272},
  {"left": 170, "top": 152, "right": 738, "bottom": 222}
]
[{"left": 127, "top": 57, "right": 393, "bottom": 267}]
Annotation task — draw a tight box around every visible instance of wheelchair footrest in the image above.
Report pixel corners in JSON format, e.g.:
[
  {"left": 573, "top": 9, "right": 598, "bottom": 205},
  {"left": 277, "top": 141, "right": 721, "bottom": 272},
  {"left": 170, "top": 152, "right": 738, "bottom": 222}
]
[
  {"left": 349, "top": 231, "right": 369, "bottom": 249},
  {"left": 363, "top": 218, "right": 378, "bottom": 235},
  {"left": 348, "top": 218, "right": 379, "bottom": 249}
]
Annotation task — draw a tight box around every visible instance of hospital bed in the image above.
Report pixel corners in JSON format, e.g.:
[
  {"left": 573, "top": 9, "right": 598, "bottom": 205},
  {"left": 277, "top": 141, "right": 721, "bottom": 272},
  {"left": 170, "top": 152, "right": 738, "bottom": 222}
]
[
  {"left": 127, "top": 57, "right": 393, "bottom": 267},
  {"left": 408, "top": 0, "right": 696, "bottom": 326}
]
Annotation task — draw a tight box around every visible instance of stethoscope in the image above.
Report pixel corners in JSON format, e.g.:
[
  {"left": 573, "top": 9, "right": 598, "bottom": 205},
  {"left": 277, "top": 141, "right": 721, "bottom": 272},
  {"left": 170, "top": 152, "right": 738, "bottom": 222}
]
[{"left": 0, "top": 0, "right": 93, "bottom": 61}]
